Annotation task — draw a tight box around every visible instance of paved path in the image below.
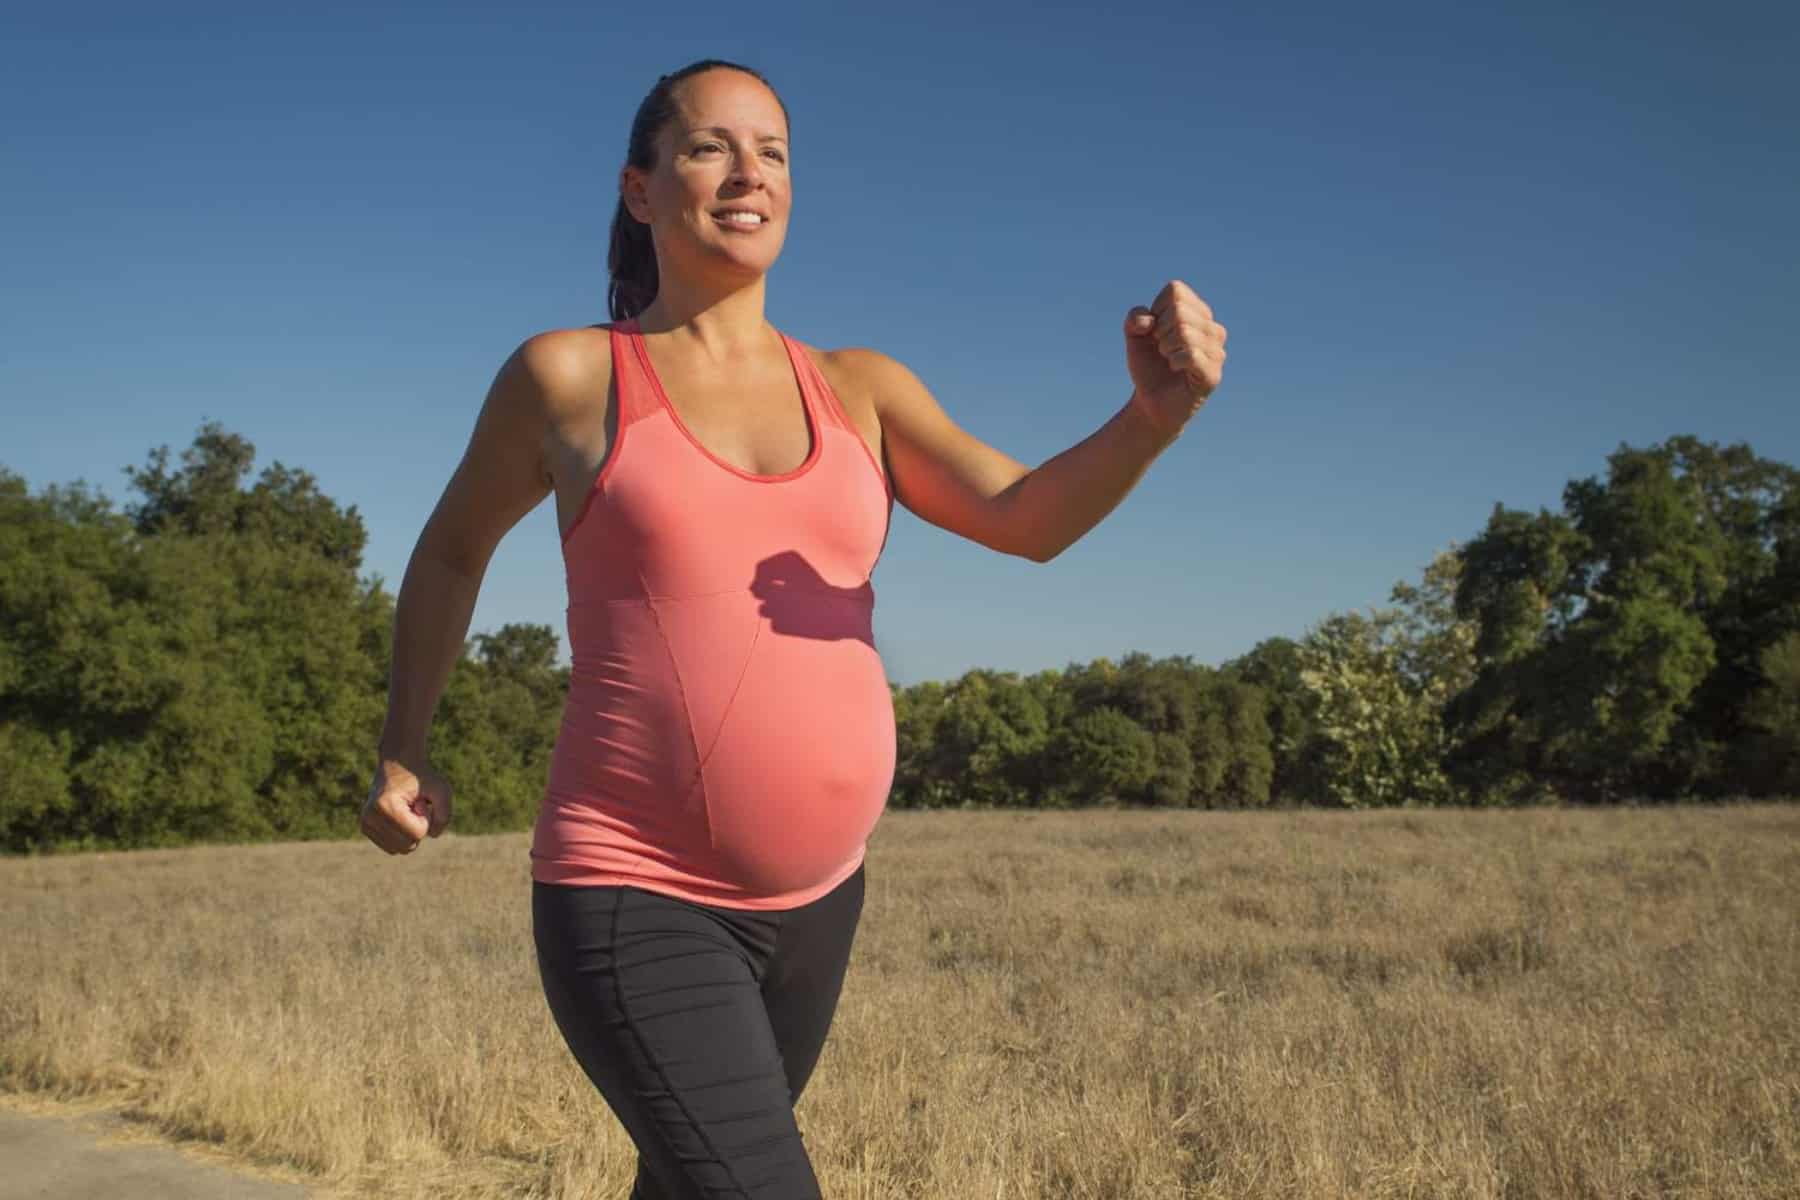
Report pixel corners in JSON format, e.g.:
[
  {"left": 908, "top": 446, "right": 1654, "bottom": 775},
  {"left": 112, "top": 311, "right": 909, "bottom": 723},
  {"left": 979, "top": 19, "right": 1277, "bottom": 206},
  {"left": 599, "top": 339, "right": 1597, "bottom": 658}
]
[{"left": 0, "top": 1098, "right": 314, "bottom": 1199}]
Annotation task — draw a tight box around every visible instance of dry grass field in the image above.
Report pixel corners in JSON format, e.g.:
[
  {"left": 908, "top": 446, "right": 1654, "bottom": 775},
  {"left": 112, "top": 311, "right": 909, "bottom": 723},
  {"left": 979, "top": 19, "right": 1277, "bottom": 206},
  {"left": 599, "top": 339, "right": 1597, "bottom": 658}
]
[{"left": 2, "top": 804, "right": 1797, "bottom": 1199}]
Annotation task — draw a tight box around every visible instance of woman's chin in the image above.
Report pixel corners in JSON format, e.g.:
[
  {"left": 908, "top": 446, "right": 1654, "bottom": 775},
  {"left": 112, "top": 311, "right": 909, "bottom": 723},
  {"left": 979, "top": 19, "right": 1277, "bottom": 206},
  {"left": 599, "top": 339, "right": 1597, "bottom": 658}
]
[{"left": 708, "top": 245, "right": 781, "bottom": 272}]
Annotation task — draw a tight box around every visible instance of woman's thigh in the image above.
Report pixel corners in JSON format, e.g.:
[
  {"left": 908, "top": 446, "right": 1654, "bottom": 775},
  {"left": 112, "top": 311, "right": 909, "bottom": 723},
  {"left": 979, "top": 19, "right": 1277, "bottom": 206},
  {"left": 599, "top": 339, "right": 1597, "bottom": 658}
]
[
  {"left": 761, "top": 861, "right": 866, "bottom": 1106},
  {"left": 532, "top": 881, "right": 823, "bottom": 1200}
]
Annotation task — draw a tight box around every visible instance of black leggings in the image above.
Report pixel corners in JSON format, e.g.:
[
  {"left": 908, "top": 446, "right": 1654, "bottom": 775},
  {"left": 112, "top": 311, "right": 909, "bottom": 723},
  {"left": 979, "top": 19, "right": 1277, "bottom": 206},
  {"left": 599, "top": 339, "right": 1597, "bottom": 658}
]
[{"left": 531, "top": 863, "right": 866, "bottom": 1199}]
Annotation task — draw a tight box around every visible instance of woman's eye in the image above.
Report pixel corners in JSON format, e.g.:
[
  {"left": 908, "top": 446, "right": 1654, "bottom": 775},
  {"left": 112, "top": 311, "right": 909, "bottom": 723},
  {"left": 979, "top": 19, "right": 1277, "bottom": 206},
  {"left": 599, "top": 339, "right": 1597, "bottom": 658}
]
[{"left": 695, "top": 143, "right": 783, "bottom": 163}]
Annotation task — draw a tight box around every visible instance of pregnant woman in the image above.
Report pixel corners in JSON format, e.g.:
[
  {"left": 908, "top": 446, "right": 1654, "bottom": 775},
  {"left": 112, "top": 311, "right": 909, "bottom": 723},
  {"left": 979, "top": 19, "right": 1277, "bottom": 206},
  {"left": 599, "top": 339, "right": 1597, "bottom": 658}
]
[{"left": 359, "top": 57, "right": 1226, "bottom": 1199}]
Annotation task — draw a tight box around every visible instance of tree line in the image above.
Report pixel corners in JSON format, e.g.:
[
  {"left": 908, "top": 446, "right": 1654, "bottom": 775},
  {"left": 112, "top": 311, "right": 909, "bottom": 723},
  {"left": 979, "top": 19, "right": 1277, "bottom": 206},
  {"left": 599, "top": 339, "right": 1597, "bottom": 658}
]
[{"left": 2, "top": 423, "right": 1795, "bottom": 852}]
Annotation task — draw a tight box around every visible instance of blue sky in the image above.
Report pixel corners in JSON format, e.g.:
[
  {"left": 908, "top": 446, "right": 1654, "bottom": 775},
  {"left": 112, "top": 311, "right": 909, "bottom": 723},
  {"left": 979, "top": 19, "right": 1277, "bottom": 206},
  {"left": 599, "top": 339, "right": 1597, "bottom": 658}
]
[{"left": 4, "top": 0, "right": 1795, "bottom": 687}]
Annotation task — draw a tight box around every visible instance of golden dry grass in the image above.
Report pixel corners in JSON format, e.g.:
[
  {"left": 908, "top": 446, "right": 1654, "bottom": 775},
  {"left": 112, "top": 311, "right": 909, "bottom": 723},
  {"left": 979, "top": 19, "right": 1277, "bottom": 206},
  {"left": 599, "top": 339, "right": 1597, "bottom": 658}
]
[{"left": 3, "top": 804, "right": 1797, "bottom": 1198}]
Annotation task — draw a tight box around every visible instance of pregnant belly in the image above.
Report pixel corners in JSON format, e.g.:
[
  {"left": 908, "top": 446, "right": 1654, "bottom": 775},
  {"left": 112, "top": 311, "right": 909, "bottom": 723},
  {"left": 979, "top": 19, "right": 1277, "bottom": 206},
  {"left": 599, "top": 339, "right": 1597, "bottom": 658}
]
[
  {"left": 545, "top": 589, "right": 895, "bottom": 900},
  {"left": 694, "top": 602, "right": 896, "bottom": 894}
]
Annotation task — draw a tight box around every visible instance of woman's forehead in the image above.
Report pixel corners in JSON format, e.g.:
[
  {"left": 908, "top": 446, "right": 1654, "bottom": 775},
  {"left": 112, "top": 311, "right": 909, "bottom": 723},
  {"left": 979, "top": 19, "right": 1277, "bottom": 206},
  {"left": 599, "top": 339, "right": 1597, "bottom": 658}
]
[{"left": 675, "top": 72, "right": 785, "bottom": 132}]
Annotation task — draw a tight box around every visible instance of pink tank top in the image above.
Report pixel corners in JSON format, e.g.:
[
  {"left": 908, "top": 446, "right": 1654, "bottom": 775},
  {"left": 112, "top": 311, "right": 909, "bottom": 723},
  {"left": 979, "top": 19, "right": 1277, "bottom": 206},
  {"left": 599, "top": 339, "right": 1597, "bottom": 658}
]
[{"left": 529, "top": 318, "right": 897, "bottom": 910}]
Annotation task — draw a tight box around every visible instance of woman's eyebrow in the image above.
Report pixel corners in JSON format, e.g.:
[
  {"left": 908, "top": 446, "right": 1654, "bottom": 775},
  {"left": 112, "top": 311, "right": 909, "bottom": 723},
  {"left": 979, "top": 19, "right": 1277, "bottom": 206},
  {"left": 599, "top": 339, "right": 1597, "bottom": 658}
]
[{"left": 687, "top": 125, "right": 787, "bottom": 144}]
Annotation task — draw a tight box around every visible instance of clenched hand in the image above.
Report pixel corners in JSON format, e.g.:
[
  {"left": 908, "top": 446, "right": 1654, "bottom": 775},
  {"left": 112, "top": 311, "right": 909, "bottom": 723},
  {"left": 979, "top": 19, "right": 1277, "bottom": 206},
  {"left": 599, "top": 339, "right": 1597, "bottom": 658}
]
[{"left": 361, "top": 755, "right": 454, "bottom": 855}]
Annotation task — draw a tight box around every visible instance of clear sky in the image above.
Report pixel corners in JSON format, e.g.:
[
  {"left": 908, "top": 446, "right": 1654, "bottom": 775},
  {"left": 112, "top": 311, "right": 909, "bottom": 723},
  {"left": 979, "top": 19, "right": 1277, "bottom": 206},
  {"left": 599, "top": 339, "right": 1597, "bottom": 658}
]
[{"left": 4, "top": 0, "right": 1795, "bottom": 687}]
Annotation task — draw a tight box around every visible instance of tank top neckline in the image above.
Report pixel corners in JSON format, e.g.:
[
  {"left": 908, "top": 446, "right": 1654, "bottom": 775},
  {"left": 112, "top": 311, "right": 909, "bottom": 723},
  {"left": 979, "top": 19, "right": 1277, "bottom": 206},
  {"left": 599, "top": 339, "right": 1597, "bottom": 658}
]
[{"left": 618, "top": 317, "right": 823, "bottom": 485}]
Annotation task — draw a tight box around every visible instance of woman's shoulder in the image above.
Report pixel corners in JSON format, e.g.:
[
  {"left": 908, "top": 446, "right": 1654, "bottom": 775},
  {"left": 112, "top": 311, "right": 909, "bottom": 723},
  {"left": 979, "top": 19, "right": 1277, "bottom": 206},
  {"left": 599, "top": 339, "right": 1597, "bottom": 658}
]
[
  {"left": 809, "top": 342, "right": 909, "bottom": 379},
  {"left": 807, "top": 343, "right": 921, "bottom": 418},
  {"left": 521, "top": 322, "right": 616, "bottom": 372},
  {"left": 798, "top": 339, "right": 905, "bottom": 395},
  {"left": 507, "top": 324, "right": 616, "bottom": 416}
]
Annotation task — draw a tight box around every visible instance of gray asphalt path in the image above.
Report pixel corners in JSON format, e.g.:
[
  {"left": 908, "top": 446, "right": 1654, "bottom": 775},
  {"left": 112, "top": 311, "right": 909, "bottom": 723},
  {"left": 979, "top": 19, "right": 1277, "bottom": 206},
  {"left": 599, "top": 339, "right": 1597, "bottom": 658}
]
[{"left": 0, "top": 1100, "right": 313, "bottom": 1199}]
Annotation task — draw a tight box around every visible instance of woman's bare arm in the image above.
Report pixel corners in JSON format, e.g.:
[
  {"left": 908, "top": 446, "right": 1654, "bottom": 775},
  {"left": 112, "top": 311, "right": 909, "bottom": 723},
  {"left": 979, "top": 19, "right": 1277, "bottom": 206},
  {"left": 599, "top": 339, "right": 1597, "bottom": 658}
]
[
  {"left": 361, "top": 331, "right": 598, "bottom": 854},
  {"left": 376, "top": 334, "right": 572, "bottom": 760}
]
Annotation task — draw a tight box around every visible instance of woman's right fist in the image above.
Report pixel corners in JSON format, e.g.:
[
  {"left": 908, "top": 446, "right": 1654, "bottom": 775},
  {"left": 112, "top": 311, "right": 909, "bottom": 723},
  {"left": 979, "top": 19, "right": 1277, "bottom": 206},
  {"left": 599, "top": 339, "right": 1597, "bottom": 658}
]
[{"left": 361, "top": 755, "right": 454, "bottom": 855}]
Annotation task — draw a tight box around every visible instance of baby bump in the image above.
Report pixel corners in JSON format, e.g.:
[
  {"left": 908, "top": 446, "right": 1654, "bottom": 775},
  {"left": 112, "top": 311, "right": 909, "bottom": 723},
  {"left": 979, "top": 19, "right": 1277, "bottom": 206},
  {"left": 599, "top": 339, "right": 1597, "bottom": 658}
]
[{"left": 667, "top": 589, "right": 896, "bottom": 895}]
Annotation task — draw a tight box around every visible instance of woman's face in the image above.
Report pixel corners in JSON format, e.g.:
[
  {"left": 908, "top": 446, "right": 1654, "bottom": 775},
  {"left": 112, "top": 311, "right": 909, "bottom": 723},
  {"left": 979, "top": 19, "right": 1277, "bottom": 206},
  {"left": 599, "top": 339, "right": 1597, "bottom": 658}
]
[{"left": 625, "top": 69, "right": 791, "bottom": 278}]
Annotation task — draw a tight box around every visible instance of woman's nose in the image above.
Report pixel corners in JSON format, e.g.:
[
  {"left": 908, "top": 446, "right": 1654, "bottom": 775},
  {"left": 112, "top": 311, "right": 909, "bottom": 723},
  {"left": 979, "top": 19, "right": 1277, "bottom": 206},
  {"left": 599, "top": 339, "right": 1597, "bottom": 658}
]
[{"left": 728, "top": 152, "right": 766, "bottom": 189}]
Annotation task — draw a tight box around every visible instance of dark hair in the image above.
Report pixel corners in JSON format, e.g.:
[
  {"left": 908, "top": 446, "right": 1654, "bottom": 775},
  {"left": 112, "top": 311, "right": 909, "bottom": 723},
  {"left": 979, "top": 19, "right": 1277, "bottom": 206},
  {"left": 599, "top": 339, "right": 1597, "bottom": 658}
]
[{"left": 608, "top": 59, "right": 791, "bottom": 323}]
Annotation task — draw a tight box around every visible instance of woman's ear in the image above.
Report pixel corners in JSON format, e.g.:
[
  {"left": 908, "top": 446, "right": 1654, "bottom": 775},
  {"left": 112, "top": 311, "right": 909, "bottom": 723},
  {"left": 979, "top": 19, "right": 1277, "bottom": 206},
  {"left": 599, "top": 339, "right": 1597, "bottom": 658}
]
[{"left": 620, "top": 168, "right": 646, "bottom": 223}]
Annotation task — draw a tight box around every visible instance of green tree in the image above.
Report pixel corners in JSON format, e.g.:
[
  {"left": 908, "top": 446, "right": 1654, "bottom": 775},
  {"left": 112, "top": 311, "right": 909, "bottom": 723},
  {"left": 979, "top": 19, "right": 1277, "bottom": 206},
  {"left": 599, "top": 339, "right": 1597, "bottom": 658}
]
[
  {"left": 1220, "top": 636, "right": 1329, "bottom": 806},
  {"left": 1295, "top": 608, "right": 1459, "bottom": 808},
  {"left": 1743, "top": 631, "right": 1800, "bottom": 793},
  {"left": 915, "top": 668, "right": 1048, "bottom": 808},
  {"left": 1, "top": 427, "right": 400, "bottom": 849},
  {"left": 1042, "top": 705, "right": 1157, "bottom": 807},
  {"left": 1447, "top": 436, "right": 1797, "bottom": 802},
  {"left": 123, "top": 420, "right": 368, "bottom": 568},
  {"left": 890, "top": 680, "right": 949, "bottom": 808},
  {"left": 428, "top": 623, "right": 568, "bottom": 833}
]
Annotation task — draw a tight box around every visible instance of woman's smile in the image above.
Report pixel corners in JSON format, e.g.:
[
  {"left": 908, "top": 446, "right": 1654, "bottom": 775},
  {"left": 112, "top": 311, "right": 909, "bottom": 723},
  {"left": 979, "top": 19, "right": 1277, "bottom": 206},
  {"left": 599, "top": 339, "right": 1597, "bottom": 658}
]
[{"left": 713, "top": 211, "right": 769, "bottom": 231}]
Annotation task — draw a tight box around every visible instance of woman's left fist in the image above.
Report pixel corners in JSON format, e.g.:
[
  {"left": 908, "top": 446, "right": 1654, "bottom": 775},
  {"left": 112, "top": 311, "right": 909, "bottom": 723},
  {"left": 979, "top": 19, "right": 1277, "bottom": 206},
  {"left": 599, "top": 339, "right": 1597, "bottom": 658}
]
[{"left": 1124, "top": 280, "right": 1227, "bottom": 439}]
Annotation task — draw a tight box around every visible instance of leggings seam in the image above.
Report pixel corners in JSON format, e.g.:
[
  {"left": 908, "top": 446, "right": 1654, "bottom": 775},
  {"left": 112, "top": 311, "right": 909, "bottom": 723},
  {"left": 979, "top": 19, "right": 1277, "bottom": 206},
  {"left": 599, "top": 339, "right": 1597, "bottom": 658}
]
[{"left": 610, "top": 887, "right": 756, "bottom": 1197}]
